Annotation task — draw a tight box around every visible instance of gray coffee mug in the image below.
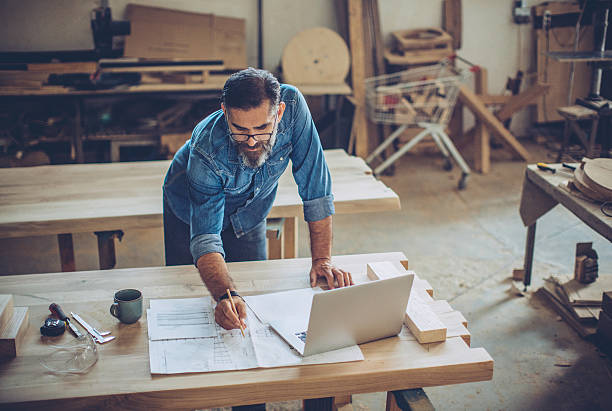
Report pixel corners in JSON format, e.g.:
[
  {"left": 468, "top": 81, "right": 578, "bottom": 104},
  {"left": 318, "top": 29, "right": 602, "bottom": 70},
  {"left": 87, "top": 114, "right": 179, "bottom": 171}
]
[{"left": 110, "top": 289, "right": 142, "bottom": 324}]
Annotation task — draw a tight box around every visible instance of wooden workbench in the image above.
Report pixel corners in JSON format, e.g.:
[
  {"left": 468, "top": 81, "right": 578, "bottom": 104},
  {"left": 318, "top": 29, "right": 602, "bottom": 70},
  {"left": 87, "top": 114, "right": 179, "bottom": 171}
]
[
  {"left": 516, "top": 163, "right": 612, "bottom": 287},
  {"left": 0, "top": 149, "right": 399, "bottom": 269},
  {"left": 0, "top": 252, "right": 493, "bottom": 410}
]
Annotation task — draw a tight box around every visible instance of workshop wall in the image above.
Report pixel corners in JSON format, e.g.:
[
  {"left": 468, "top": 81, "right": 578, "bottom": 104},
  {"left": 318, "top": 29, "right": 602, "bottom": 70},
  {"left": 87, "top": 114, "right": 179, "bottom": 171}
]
[{"left": 0, "top": 0, "right": 575, "bottom": 136}]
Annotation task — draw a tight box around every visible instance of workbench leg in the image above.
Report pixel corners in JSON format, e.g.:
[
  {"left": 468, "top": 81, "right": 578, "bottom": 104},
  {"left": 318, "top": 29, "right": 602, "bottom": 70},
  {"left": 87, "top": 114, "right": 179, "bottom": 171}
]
[
  {"left": 335, "top": 94, "right": 343, "bottom": 149},
  {"left": 283, "top": 216, "right": 298, "bottom": 259},
  {"left": 95, "top": 230, "right": 124, "bottom": 270},
  {"left": 522, "top": 223, "right": 536, "bottom": 288},
  {"left": 386, "top": 389, "right": 434, "bottom": 411},
  {"left": 57, "top": 233, "right": 76, "bottom": 272},
  {"left": 333, "top": 395, "right": 352, "bottom": 410},
  {"left": 304, "top": 397, "right": 333, "bottom": 411},
  {"left": 74, "top": 98, "right": 84, "bottom": 164}
]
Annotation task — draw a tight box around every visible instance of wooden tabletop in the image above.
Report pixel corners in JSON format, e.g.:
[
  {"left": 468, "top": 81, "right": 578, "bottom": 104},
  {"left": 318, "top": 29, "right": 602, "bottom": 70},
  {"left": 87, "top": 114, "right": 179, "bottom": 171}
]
[
  {"left": 0, "top": 252, "right": 493, "bottom": 410},
  {"left": 0, "top": 149, "right": 399, "bottom": 239},
  {"left": 520, "top": 164, "right": 612, "bottom": 241}
]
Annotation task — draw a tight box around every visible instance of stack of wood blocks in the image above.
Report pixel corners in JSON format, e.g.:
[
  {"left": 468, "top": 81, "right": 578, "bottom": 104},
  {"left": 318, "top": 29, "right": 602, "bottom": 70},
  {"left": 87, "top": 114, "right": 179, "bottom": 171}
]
[
  {"left": 366, "top": 261, "right": 470, "bottom": 345},
  {"left": 0, "top": 295, "right": 29, "bottom": 360}
]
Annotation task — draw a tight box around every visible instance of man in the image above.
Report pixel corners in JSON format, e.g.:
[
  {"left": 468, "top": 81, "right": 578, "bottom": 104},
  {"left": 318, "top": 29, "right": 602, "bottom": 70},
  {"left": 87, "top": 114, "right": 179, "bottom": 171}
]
[{"left": 163, "top": 68, "right": 353, "bottom": 331}]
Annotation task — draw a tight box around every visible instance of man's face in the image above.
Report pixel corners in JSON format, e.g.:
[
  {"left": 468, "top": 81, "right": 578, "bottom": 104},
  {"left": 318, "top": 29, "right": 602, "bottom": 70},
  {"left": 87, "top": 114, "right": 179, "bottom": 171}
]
[{"left": 223, "top": 101, "right": 284, "bottom": 169}]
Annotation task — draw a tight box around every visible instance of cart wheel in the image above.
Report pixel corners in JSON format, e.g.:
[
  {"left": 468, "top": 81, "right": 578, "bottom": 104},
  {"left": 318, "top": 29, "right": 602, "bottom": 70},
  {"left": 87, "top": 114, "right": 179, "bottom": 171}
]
[
  {"left": 458, "top": 173, "right": 468, "bottom": 190},
  {"left": 443, "top": 158, "right": 453, "bottom": 171}
]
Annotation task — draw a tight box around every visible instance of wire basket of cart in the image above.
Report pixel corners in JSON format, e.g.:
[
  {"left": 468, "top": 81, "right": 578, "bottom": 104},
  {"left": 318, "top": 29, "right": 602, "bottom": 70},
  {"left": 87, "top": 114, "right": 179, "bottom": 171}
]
[{"left": 365, "top": 59, "right": 471, "bottom": 189}]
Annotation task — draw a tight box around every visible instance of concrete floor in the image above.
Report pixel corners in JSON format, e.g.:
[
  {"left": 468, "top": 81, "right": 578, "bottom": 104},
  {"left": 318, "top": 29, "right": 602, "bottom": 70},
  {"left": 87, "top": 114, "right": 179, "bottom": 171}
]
[{"left": 1, "top": 140, "right": 612, "bottom": 410}]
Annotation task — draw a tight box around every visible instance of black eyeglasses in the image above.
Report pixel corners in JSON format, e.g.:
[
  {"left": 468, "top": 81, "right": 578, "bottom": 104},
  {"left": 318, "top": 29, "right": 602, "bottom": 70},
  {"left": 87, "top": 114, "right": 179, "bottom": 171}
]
[{"left": 228, "top": 115, "right": 278, "bottom": 143}]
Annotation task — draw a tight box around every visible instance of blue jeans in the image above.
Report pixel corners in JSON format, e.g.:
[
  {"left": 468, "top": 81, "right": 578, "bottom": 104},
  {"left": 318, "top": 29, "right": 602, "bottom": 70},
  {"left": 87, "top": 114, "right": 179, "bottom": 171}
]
[{"left": 163, "top": 197, "right": 267, "bottom": 265}]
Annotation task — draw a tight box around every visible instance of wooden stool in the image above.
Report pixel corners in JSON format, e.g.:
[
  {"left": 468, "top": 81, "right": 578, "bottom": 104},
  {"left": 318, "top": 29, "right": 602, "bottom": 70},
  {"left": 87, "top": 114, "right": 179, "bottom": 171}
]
[{"left": 556, "top": 105, "right": 599, "bottom": 161}]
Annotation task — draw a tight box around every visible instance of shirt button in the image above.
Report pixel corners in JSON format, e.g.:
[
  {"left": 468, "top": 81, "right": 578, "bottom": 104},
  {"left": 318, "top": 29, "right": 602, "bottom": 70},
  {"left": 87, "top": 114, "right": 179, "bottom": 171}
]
[{"left": 280, "top": 157, "right": 283, "bottom": 161}]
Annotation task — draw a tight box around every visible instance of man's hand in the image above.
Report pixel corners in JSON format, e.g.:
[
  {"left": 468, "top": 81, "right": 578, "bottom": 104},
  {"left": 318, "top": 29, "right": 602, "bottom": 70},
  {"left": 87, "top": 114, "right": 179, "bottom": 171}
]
[
  {"left": 309, "top": 258, "right": 353, "bottom": 289},
  {"left": 214, "top": 297, "right": 247, "bottom": 330}
]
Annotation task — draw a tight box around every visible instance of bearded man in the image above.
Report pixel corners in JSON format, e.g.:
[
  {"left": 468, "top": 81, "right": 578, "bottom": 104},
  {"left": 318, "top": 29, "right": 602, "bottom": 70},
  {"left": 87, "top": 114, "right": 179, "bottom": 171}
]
[{"left": 162, "top": 68, "right": 353, "bottom": 330}]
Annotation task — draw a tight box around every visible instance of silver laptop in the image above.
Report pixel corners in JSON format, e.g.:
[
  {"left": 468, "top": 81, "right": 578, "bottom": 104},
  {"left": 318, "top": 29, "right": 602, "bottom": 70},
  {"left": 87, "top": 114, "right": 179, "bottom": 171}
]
[{"left": 268, "top": 274, "right": 414, "bottom": 356}]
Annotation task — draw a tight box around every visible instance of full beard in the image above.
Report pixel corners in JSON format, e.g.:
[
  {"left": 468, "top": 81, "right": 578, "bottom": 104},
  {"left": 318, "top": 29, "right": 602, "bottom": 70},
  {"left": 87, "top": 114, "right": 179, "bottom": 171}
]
[{"left": 236, "top": 130, "right": 277, "bottom": 169}]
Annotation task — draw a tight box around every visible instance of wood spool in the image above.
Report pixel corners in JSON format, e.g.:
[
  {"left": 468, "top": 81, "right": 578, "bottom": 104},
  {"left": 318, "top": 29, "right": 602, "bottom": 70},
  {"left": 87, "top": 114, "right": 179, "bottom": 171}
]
[
  {"left": 582, "top": 158, "right": 612, "bottom": 199},
  {"left": 281, "top": 27, "right": 350, "bottom": 85}
]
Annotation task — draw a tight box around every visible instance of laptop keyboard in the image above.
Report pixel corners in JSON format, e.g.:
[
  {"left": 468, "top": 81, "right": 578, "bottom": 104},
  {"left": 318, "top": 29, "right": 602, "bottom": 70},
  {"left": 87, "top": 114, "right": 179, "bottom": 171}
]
[{"left": 295, "top": 331, "right": 307, "bottom": 342}]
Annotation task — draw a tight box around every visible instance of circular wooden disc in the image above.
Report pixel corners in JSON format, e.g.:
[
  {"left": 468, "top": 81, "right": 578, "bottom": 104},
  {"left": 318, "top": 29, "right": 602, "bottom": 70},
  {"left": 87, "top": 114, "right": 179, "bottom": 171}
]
[
  {"left": 281, "top": 27, "right": 350, "bottom": 85},
  {"left": 574, "top": 167, "right": 608, "bottom": 202},
  {"left": 583, "top": 158, "right": 612, "bottom": 196}
]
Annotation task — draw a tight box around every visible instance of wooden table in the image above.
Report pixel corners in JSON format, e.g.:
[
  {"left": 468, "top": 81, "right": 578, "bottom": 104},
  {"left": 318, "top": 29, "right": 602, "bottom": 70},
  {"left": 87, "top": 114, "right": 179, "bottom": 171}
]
[
  {"left": 516, "top": 164, "right": 612, "bottom": 287},
  {"left": 0, "top": 252, "right": 493, "bottom": 410},
  {"left": 0, "top": 149, "right": 399, "bottom": 270}
]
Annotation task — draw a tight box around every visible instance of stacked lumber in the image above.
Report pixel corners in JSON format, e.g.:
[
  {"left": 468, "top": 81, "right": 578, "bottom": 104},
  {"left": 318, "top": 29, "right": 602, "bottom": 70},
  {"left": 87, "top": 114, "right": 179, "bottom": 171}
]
[
  {"left": 367, "top": 261, "right": 470, "bottom": 345},
  {"left": 565, "top": 158, "right": 612, "bottom": 203},
  {"left": 0, "top": 295, "right": 29, "bottom": 360},
  {"left": 538, "top": 274, "right": 612, "bottom": 338},
  {"left": 0, "top": 61, "right": 98, "bottom": 90},
  {"left": 99, "top": 58, "right": 227, "bottom": 85}
]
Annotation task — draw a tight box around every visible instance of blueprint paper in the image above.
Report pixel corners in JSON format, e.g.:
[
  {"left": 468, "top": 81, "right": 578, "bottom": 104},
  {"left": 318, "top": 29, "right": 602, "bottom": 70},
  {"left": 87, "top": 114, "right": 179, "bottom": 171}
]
[{"left": 147, "top": 294, "right": 363, "bottom": 375}]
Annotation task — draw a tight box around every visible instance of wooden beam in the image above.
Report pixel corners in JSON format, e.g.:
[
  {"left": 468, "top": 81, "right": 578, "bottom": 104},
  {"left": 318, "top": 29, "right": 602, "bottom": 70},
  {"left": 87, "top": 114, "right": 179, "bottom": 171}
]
[
  {"left": 348, "top": 0, "right": 369, "bottom": 158},
  {"left": 479, "top": 94, "right": 512, "bottom": 105},
  {"left": 495, "top": 83, "right": 551, "bottom": 122},
  {"left": 443, "top": 0, "right": 462, "bottom": 50},
  {"left": 474, "top": 68, "right": 490, "bottom": 174},
  {"left": 457, "top": 85, "right": 530, "bottom": 161}
]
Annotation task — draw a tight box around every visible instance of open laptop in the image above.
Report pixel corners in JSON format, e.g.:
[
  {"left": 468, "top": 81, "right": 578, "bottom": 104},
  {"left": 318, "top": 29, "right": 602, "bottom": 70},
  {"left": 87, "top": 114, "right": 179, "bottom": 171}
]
[{"left": 268, "top": 274, "right": 414, "bottom": 356}]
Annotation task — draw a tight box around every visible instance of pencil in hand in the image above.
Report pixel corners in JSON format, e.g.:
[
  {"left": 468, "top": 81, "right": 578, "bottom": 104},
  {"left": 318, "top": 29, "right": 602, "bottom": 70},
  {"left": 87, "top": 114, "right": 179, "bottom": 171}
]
[{"left": 226, "top": 289, "right": 245, "bottom": 337}]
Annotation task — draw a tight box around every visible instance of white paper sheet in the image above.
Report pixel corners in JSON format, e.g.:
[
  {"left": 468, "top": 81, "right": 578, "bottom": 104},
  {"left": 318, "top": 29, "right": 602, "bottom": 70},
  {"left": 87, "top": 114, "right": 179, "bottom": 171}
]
[
  {"left": 147, "top": 297, "right": 216, "bottom": 340},
  {"left": 147, "top": 293, "right": 363, "bottom": 375}
]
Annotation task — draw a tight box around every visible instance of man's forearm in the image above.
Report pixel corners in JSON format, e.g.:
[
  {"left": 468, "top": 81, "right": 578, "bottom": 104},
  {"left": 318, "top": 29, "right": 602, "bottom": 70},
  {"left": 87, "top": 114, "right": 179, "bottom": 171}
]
[
  {"left": 308, "top": 215, "right": 333, "bottom": 262},
  {"left": 196, "top": 252, "right": 235, "bottom": 301}
]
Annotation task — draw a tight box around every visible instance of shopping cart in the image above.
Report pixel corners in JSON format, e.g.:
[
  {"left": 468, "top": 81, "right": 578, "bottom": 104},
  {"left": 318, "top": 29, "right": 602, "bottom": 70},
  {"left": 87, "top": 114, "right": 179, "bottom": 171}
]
[{"left": 365, "top": 60, "right": 470, "bottom": 189}]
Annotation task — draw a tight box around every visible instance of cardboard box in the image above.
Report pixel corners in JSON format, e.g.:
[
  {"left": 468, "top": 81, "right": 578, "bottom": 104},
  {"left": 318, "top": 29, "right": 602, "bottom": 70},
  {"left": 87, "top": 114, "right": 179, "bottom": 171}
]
[{"left": 124, "top": 4, "right": 246, "bottom": 68}]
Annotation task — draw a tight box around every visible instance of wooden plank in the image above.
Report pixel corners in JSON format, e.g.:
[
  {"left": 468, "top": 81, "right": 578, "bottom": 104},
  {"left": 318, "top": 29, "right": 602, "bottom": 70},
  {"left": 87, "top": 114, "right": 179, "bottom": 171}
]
[
  {"left": 367, "top": 261, "right": 404, "bottom": 280},
  {"left": 405, "top": 294, "right": 447, "bottom": 344},
  {"left": 437, "top": 310, "right": 468, "bottom": 328},
  {"left": 348, "top": 0, "right": 369, "bottom": 158},
  {"left": 474, "top": 68, "right": 490, "bottom": 174},
  {"left": 478, "top": 94, "right": 512, "bottom": 105},
  {"left": 0, "top": 295, "right": 14, "bottom": 332},
  {"left": 495, "top": 83, "right": 551, "bottom": 122},
  {"left": 457, "top": 85, "right": 530, "bottom": 161},
  {"left": 27, "top": 62, "right": 98, "bottom": 73},
  {"left": 0, "top": 307, "right": 29, "bottom": 359},
  {"left": 557, "top": 274, "right": 612, "bottom": 306},
  {"left": 443, "top": 0, "right": 462, "bottom": 50}
]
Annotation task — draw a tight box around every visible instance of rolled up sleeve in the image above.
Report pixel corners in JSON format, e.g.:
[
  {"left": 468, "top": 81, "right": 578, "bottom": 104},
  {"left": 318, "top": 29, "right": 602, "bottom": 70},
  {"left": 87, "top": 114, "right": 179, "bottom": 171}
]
[
  {"left": 187, "top": 152, "right": 226, "bottom": 263},
  {"left": 288, "top": 87, "right": 335, "bottom": 222}
]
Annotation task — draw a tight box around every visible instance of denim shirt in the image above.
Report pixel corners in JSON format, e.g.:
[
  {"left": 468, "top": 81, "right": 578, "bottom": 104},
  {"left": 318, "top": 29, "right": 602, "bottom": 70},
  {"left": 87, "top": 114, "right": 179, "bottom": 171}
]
[{"left": 163, "top": 84, "right": 334, "bottom": 263}]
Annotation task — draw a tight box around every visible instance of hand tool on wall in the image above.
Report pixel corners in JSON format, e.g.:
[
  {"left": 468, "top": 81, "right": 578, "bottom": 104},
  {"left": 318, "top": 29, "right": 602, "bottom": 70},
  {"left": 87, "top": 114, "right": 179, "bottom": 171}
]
[
  {"left": 49, "top": 303, "right": 83, "bottom": 338},
  {"left": 71, "top": 312, "right": 115, "bottom": 344}
]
